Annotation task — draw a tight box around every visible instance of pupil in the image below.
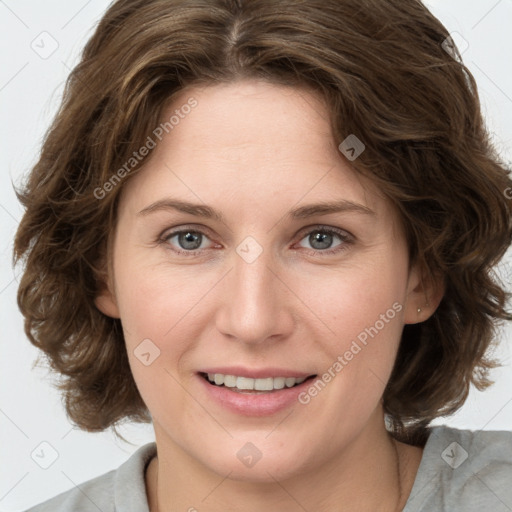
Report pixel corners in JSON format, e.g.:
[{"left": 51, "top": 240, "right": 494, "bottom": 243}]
[
  {"left": 180, "top": 231, "right": 201, "bottom": 250},
  {"left": 311, "top": 232, "right": 332, "bottom": 249}
]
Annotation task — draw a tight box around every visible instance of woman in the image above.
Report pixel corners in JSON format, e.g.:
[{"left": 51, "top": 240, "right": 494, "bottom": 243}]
[{"left": 14, "top": 0, "right": 512, "bottom": 510}]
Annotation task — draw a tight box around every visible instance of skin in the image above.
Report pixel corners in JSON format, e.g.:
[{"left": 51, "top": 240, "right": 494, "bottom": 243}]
[{"left": 96, "top": 79, "right": 444, "bottom": 512}]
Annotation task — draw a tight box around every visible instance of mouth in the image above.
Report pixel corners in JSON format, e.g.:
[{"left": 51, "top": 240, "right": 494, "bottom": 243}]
[{"left": 199, "top": 372, "right": 317, "bottom": 394}]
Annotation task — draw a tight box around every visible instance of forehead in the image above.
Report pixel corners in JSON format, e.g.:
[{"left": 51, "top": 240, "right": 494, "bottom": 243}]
[
  {"left": 118, "top": 79, "right": 397, "bottom": 227},
  {"left": 172, "top": 81, "right": 354, "bottom": 181}
]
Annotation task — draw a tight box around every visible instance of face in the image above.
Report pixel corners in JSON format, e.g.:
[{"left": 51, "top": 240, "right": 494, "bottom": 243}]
[{"left": 97, "top": 79, "right": 432, "bottom": 482}]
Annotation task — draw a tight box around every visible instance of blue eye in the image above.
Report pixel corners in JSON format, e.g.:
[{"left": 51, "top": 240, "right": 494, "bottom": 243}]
[
  {"left": 297, "top": 227, "right": 352, "bottom": 254},
  {"left": 161, "top": 229, "right": 212, "bottom": 254},
  {"left": 158, "top": 225, "right": 353, "bottom": 257}
]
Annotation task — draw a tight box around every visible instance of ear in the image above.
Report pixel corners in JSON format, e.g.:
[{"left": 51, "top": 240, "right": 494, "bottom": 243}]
[
  {"left": 94, "top": 271, "right": 121, "bottom": 319},
  {"left": 403, "top": 260, "right": 445, "bottom": 325}
]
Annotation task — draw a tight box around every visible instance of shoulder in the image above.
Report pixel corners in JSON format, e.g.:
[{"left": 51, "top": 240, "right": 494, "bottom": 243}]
[
  {"left": 23, "top": 442, "right": 157, "bottom": 512},
  {"left": 23, "top": 469, "right": 116, "bottom": 512},
  {"left": 433, "top": 425, "right": 512, "bottom": 480},
  {"left": 405, "top": 425, "right": 512, "bottom": 512}
]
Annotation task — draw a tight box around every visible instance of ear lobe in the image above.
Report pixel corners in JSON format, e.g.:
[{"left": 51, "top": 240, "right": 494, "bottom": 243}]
[
  {"left": 403, "top": 262, "right": 445, "bottom": 325},
  {"left": 94, "top": 280, "right": 120, "bottom": 319}
]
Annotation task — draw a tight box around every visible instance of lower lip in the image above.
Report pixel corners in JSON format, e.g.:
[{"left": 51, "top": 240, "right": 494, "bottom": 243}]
[{"left": 197, "top": 374, "right": 316, "bottom": 417}]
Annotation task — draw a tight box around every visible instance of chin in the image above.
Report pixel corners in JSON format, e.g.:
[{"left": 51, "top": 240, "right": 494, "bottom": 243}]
[
  {"left": 197, "top": 438, "right": 309, "bottom": 483},
  {"left": 211, "top": 458, "right": 303, "bottom": 484}
]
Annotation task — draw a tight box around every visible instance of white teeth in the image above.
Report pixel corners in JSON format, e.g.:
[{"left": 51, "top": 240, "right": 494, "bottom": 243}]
[
  {"left": 273, "top": 377, "right": 285, "bottom": 389},
  {"left": 285, "top": 377, "right": 296, "bottom": 388},
  {"left": 254, "top": 377, "right": 274, "bottom": 391},
  {"left": 236, "top": 377, "right": 254, "bottom": 390},
  {"left": 205, "top": 373, "right": 309, "bottom": 391},
  {"left": 223, "top": 375, "right": 237, "bottom": 388}
]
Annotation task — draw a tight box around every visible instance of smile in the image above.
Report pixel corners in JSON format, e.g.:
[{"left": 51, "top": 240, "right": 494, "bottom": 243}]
[{"left": 201, "top": 372, "right": 314, "bottom": 392}]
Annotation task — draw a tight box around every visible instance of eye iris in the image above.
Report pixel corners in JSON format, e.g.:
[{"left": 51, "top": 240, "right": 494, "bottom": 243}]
[
  {"left": 173, "top": 230, "right": 340, "bottom": 252},
  {"left": 179, "top": 231, "right": 202, "bottom": 250},
  {"left": 310, "top": 231, "right": 333, "bottom": 250}
]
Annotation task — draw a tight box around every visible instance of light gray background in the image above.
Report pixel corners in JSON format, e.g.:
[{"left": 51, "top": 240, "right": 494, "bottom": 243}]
[{"left": 1, "top": 1, "right": 511, "bottom": 510}]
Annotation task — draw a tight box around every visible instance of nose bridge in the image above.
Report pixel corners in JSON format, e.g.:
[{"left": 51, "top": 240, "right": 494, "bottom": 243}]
[{"left": 216, "top": 238, "right": 291, "bottom": 343}]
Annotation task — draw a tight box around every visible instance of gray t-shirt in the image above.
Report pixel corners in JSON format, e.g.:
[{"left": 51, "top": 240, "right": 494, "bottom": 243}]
[{"left": 24, "top": 425, "right": 512, "bottom": 511}]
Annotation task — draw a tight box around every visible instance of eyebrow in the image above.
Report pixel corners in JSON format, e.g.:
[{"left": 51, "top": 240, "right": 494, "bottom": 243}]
[{"left": 137, "top": 198, "right": 376, "bottom": 221}]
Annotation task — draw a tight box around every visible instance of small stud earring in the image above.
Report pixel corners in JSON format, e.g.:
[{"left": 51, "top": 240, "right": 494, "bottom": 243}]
[{"left": 418, "top": 303, "right": 430, "bottom": 314}]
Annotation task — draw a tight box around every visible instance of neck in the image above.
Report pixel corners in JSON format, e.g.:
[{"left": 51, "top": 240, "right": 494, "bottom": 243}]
[{"left": 145, "top": 412, "right": 423, "bottom": 512}]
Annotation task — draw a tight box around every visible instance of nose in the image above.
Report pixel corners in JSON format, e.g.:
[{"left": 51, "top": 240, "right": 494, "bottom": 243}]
[{"left": 215, "top": 243, "right": 295, "bottom": 346}]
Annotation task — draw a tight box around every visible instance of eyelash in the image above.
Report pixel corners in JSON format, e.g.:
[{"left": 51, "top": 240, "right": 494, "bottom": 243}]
[{"left": 157, "top": 225, "right": 354, "bottom": 257}]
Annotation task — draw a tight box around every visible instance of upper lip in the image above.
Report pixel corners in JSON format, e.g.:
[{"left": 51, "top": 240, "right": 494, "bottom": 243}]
[{"left": 198, "top": 367, "right": 316, "bottom": 379}]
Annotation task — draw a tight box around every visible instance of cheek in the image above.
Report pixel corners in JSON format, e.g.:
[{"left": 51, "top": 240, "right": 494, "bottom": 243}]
[
  {"left": 299, "top": 251, "right": 406, "bottom": 342},
  {"left": 294, "top": 251, "right": 407, "bottom": 403},
  {"left": 114, "top": 265, "right": 205, "bottom": 422},
  {"left": 113, "top": 260, "right": 220, "bottom": 393},
  {"left": 114, "top": 260, "right": 202, "bottom": 343}
]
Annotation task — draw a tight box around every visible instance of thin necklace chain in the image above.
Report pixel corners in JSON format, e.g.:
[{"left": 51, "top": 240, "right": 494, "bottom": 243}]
[{"left": 394, "top": 439, "right": 405, "bottom": 512}]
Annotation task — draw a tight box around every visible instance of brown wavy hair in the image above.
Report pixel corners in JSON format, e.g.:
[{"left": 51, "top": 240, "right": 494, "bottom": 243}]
[{"left": 13, "top": 0, "right": 512, "bottom": 444}]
